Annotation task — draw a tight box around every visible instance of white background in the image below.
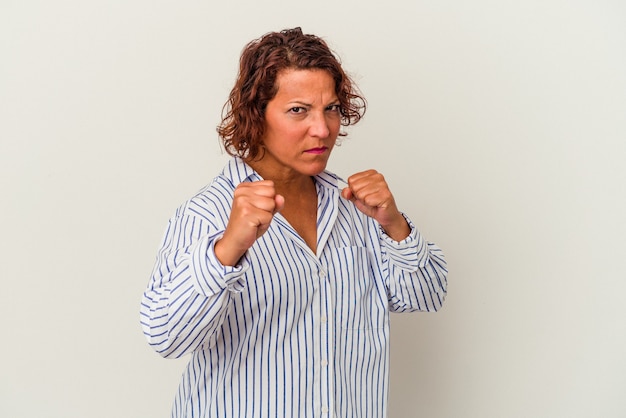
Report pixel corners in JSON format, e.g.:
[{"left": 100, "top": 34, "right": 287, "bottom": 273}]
[{"left": 2, "top": 1, "right": 625, "bottom": 417}]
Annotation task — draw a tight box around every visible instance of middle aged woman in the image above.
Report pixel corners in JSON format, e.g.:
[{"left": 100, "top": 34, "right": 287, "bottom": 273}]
[{"left": 141, "top": 27, "right": 448, "bottom": 418}]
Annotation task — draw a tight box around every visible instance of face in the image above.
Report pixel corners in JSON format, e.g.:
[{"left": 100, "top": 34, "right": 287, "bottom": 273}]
[{"left": 251, "top": 68, "right": 341, "bottom": 180}]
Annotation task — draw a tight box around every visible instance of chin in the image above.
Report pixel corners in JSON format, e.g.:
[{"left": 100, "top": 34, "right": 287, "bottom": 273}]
[{"left": 304, "top": 161, "right": 329, "bottom": 176}]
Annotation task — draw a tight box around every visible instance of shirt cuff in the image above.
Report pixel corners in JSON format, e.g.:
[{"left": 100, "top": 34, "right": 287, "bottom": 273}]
[
  {"left": 190, "top": 232, "right": 249, "bottom": 295},
  {"left": 379, "top": 214, "right": 429, "bottom": 270}
]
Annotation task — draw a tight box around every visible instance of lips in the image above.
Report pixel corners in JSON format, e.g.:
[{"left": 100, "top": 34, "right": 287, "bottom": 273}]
[{"left": 305, "top": 147, "right": 328, "bottom": 154}]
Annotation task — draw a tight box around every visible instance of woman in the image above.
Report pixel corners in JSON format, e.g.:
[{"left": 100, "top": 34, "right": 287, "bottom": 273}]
[{"left": 141, "top": 27, "right": 447, "bottom": 418}]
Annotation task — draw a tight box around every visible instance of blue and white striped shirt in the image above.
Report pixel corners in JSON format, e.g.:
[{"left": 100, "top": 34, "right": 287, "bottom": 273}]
[{"left": 141, "top": 157, "right": 447, "bottom": 418}]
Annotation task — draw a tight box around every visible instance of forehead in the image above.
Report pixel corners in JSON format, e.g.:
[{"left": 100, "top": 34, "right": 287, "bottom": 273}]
[{"left": 273, "top": 69, "right": 336, "bottom": 100}]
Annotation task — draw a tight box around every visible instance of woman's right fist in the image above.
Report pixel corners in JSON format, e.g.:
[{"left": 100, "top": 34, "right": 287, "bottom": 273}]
[{"left": 214, "top": 180, "right": 285, "bottom": 266}]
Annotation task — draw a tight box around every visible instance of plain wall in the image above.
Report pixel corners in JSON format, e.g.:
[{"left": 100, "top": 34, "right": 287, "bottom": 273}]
[{"left": 1, "top": 1, "right": 625, "bottom": 417}]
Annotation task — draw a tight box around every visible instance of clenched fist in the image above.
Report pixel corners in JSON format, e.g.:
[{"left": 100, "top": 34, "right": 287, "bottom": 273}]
[
  {"left": 341, "top": 170, "right": 410, "bottom": 241},
  {"left": 215, "top": 180, "right": 285, "bottom": 266}
]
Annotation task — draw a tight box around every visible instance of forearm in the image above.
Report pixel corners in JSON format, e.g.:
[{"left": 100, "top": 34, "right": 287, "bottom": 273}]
[
  {"left": 140, "top": 275, "right": 234, "bottom": 358},
  {"left": 381, "top": 217, "right": 448, "bottom": 312},
  {"left": 140, "top": 212, "right": 248, "bottom": 358},
  {"left": 379, "top": 211, "right": 411, "bottom": 242}
]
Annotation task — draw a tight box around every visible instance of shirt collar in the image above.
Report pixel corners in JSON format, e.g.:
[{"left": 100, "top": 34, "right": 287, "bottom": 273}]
[{"left": 219, "top": 157, "right": 261, "bottom": 187}]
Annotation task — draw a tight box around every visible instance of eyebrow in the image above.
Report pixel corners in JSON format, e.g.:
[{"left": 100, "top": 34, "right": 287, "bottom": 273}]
[{"left": 288, "top": 99, "right": 340, "bottom": 107}]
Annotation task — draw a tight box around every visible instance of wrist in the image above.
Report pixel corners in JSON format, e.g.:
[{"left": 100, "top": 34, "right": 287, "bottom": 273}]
[
  {"left": 214, "top": 236, "right": 247, "bottom": 267},
  {"left": 381, "top": 213, "right": 411, "bottom": 242}
]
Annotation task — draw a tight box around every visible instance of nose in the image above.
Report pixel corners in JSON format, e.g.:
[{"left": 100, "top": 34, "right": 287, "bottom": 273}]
[{"left": 308, "top": 111, "right": 330, "bottom": 138}]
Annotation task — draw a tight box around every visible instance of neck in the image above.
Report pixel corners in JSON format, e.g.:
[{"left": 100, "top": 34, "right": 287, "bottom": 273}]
[{"left": 247, "top": 162, "right": 315, "bottom": 194}]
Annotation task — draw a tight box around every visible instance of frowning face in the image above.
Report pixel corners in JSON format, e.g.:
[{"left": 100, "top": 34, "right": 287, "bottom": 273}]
[{"left": 252, "top": 68, "right": 341, "bottom": 180}]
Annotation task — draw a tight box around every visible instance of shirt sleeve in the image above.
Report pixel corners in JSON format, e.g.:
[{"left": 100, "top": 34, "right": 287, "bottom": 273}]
[
  {"left": 379, "top": 214, "right": 448, "bottom": 313},
  {"left": 140, "top": 203, "right": 249, "bottom": 359}
]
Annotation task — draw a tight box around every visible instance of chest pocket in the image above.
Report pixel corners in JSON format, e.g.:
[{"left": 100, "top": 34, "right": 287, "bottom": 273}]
[{"left": 329, "top": 245, "right": 382, "bottom": 331}]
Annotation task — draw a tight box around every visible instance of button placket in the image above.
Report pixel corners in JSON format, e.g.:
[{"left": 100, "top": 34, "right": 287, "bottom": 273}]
[{"left": 317, "top": 263, "right": 334, "bottom": 418}]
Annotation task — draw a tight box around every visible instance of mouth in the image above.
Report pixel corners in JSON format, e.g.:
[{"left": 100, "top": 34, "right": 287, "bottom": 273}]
[{"left": 304, "top": 147, "right": 328, "bottom": 155}]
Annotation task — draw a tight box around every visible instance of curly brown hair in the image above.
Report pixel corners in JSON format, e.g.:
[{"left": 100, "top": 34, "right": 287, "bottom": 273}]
[{"left": 217, "top": 27, "right": 366, "bottom": 160}]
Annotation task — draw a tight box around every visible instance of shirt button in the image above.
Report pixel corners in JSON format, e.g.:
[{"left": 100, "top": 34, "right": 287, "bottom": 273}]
[
  {"left": 322, "top": 406, "right": 329, "bottom": 414},
  {"left": 321, "top": 359, "right": 328, "bottom": 366},
  {"left": 320, "top": 316, "right": 327, "bottom": 323},
  {"left": 319, "top": 269, "right": 327, "bottom": 279}
]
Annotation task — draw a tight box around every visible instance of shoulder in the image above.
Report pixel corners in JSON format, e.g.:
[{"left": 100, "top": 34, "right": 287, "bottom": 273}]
[
  {"left": 180, "top": 175, "right": 234, "bottom": 222},
  {"left": 172, "top": 159, "right": 242, "bottom": 223}
]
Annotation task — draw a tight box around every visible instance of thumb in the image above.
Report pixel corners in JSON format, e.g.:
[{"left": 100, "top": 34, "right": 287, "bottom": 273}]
[
  {"left": 341, "top": 187, "right": 354, "bottom": 201},
  {"left": 274, "top": 194, "right": 285, "bottom": 213}
]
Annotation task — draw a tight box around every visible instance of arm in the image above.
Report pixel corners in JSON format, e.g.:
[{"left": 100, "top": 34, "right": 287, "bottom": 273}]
[
  {"left": 140, "top": 180, "right": 284, "bottom": 359},
  {"left": 140, "top": 202, "right": 249, "bottom": 359},
  {"left": 342, "top": 170, "right": 448, "bottom": 312},
  {"left": 379, "top": 216, "right": 448, "bottom": 312}
]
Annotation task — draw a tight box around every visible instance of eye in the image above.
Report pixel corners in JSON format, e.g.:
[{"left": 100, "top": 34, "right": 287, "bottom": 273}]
[
  {"left": 326, "top": 104, "right": 341, "bottom": 113},
  {"left": 288, "top": 106, "right": 306, "bottom": 114}
]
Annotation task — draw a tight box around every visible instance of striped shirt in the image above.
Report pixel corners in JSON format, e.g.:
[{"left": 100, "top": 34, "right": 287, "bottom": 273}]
[{"left": 140, "top": 157, "right": 448, "bottom": 418}]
